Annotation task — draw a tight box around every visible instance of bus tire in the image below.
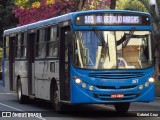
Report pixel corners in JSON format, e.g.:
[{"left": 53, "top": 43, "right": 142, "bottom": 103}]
[
  {"left": 17, "top": 79, "right": 27, "bottom": 104},
  {"left": 51, "top": 85, "right": 64, "bottom": 112},
  {"left": 114, "top": 102, "right": 130, "bottom": 113}
]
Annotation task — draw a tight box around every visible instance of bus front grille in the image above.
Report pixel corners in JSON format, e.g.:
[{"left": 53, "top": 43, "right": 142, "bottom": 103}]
[
  {"left": 88, "top": 72, "right": 145, "bottom": 79},
  {"left": 96, "top": 85, "right": 137, "bottom": 89}
]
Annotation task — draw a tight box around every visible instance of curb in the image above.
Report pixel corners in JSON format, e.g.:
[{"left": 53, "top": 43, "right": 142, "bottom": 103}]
[{"left": 156, "top": 97, "right": 160, "bottom": 100}]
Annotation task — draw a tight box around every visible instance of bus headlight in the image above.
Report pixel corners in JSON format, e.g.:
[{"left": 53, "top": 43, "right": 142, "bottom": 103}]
[
  {"left": 145, "top": 82, "right": 149, "bottom": 87},
  {"left": 89, "top": 85, "right": 94, "bottom": 91},
  {"left": 148, "top": 77, "right": 154, "bottom": 83},
  {"left": 75, "top": 78, "right": 81, "bottom": 84},
  {"left": 82, "top": 83, "right": 87, "bottom": 88},
  {"left": 139, "top": 85, "right": 144, "bottom": 90}
]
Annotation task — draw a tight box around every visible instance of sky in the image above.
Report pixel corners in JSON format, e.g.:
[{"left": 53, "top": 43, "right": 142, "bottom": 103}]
[{"left": 150, "top": 0, "right": 156, "bottom": 4}]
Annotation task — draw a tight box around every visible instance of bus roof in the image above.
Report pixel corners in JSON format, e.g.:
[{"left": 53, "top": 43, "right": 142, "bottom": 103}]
[
  {"left": 4, "top": 10, "right": 151, "bottom": 36},
  {"left": 4, "top": 12, "right": 73, "bottom": 36}
]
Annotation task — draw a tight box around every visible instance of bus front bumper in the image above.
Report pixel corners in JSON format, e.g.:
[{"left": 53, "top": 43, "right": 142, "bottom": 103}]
[{"left": 70, "top": 82, "right": 155, "bottom": 104}]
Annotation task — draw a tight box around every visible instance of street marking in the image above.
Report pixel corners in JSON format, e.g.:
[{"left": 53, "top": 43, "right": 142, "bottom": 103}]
[
  {"left": 0, "top": 92, "right": 15, "bottom": 94},
  {"left": 0, "top": 102, "right": 23, "bottom": 111},
  {"left": 96, "top": 104, "right": 115, "bottom": 110},
  {"left": 0, "top": 102, "right": 46, "bottom": 120}
]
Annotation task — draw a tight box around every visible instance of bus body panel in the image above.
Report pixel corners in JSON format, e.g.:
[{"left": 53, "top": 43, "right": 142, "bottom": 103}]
[
  {"left": 15, "top": 60, "right": 28, "bottom": 95},
  {"left": 34, "top": 60, "right": 59, "bottom": 100},
  {"left": 4, "top": 61, "right": 10, "bottom": 92}
]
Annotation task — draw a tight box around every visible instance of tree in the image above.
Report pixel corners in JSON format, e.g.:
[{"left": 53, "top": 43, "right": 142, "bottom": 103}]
[
  {"left": 14, "top": 0, "right": 42, "bottom": 8},
  {"left": 156, "top": 0, "right": 160, "bottom": 13},
  {"left": 110, "top": 0, "right": 116, "bottom": 9},
  {"left": 0, "top": 0, "right": 18, "bottom": 47},
  {"left": 116, "top": 0, "right": 149, "bottom": 12},
  {"left": 153, "top": 0, "right": 160, "bottom": 84},
  {"left": 83, "top": 0, "right": 110, "bottom": 10},
  {"left": 13, "top": 0, "right": 111, "bottom": 26}
]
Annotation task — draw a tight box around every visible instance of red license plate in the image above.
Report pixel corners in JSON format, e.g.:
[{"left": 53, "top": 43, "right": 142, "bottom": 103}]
[{"left": 111, "top": 94, "right": 124, "bottom": 98}]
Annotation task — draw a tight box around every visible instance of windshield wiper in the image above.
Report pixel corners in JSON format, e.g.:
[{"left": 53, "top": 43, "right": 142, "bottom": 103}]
[
  {"left": 93, "top": 27, "right": 107, "bottom": 47},
  {"left": 116, "top": 27, "right": 136, "bottom": 47},
  {"left": 123, "top": 27, "right": 135, "bottom": 47}
]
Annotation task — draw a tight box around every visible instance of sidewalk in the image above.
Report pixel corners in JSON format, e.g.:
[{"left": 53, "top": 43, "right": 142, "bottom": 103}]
[
  {"left": 0, "top": 80, "right": 7, "bottom": 92},
  {"left": 0, "top": 80, "right": 3, "bottom": 86}
]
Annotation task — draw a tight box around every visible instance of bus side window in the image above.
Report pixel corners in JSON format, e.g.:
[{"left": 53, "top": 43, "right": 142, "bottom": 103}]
[
  {"left": 36, "top": 29, "right": 45, "bottom": 58},
  {"left": 46, "top": 26, "right": 58, "bottom": 58},
  {"left": 21, "top": 33, "right": 27, "bottom": 58},
  {"left": 4, "top": 36, "right": 9, "bottom": 60},
  {"left": 15, "top": 34, "right": 20, "bottom": 58},
  {"left": 46, "top": 27, "right": 51, "bottom": 57}
]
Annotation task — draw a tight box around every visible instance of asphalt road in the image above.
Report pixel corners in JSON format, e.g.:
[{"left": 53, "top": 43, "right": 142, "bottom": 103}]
[{"left": 0, "top": 81, "right": 159, "bottom": 120}]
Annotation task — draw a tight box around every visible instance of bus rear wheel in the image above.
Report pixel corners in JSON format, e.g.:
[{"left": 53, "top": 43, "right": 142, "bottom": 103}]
[
  {"left": 17, "top": 79, "right": 27, "bottom": 104},
  {"left": 114, "top": 102, "right": 130, "bottom": 113},
  {"left": 51, "top": 86, "right": 64, "bottom": 112}
]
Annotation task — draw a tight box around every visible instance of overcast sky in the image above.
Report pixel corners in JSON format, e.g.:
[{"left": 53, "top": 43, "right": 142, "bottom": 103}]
[{"left": 150, "top": 0, "right": 156, "bottom": 4}]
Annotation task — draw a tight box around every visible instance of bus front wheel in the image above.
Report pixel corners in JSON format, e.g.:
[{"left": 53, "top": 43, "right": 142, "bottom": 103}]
[
  {"left": 114, "top": 102, "right": 130, "bottom": 113},
  {"left": 51, "top": 86, "right": 64, "bottom": 112}
]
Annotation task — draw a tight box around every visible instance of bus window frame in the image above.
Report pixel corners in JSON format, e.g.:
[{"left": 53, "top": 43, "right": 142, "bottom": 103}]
[
  {"left": 46, "top": 25, "right": 59, "bottom": 58},
  {"left": 4, "top": 36, "right": 9, "bottom": 60},
  {"left": 35, "top": 28, "right": 46, "bottom": 58},
  {"left": 21, "top": 32, "right": 27, "bottom": 59},
  {"left": 15, "top": 34, "right": 21, "bottom": 59}
]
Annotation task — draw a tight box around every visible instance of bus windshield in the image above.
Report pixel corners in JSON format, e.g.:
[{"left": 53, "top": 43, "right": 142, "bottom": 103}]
[{"left": 73, "top": 30, "right": 153, "bottom": 69}]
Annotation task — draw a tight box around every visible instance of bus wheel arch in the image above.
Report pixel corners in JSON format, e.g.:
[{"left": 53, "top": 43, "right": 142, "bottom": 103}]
[
  {"left": 50, "top": 78, "right": 63, "bottom": 112},
  {"left": 16, "top": 75, "right": 21, "bottom": 92}
]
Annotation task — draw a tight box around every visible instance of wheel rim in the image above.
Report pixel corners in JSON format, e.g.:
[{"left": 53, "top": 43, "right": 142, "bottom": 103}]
[
  {"left": 54, "top": 91, "right": 59, "bottom": 106},
  {"left": 18, "top": 83, "right": 22, "bottom": 100}
]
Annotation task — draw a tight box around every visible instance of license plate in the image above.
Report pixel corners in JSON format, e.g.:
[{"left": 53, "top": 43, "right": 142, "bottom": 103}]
[{"left": 111, "top": 94, "right": 124, "bottom": 98}]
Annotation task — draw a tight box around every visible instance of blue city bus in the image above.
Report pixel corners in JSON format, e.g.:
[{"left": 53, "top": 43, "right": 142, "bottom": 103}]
[{"left": 3, "top": 10, "right": 155, "bottom": 112}]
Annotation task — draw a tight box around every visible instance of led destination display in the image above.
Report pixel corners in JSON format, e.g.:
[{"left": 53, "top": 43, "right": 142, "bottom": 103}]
[{"left": 75, "top": 13, "right": 150, "bottom": 26}]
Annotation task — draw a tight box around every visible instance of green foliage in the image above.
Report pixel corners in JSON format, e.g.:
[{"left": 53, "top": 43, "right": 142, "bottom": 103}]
[
  {"left": 0, "top": 0, "right": 18, "bottom": 48},
  {"left": 155, "top": 80, "right": 160, "bottom": 86},
  {"left": 116, "top": 0, "right": 149, "bottom": 12},
  {"left": 14, "top": 0, "right": 41, "bottom": 8},
  {"left": 83, "top": 0, "right": 110, "bottom": 10},
  {"left": 0, "top": 48, "right": 2, "bottom": 58}
]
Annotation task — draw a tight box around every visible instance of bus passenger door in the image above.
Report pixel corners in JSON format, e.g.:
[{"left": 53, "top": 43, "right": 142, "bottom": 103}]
[
  {"left": 9, "top": 36, "right": 16, "bottom": 91},
  {"left": 27, "top": 32, "right": 35, "bottom": 95},
  {"left": 59, "top": 25, "right": 71, "bottom": 101}
]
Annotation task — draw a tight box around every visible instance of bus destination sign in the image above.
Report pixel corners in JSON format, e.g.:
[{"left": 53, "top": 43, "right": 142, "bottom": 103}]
[{"left": 75, "top": 13, "right": 150, "bottom": 26}]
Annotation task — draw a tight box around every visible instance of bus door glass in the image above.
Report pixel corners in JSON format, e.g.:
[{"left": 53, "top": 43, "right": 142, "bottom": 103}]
[
  {"left": 9, "top": 35, "right": 17, "bottom": 91},
  {"left": 59, "top": 26, "right": 71, "bottom": 101},
  {"left": 27, "top": 32, "right": 36, "bottom": 95}
]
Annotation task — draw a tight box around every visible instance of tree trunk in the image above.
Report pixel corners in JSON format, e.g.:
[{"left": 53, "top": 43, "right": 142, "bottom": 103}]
[
  {"left": 156, "top": 0, "right": 160, "bottom": 14},
  {"left": 110, "top": 0, "right": 116, "bottom": 9},
  {"left": 78, "top": 0, "right": 86, "bottom": 11}
]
